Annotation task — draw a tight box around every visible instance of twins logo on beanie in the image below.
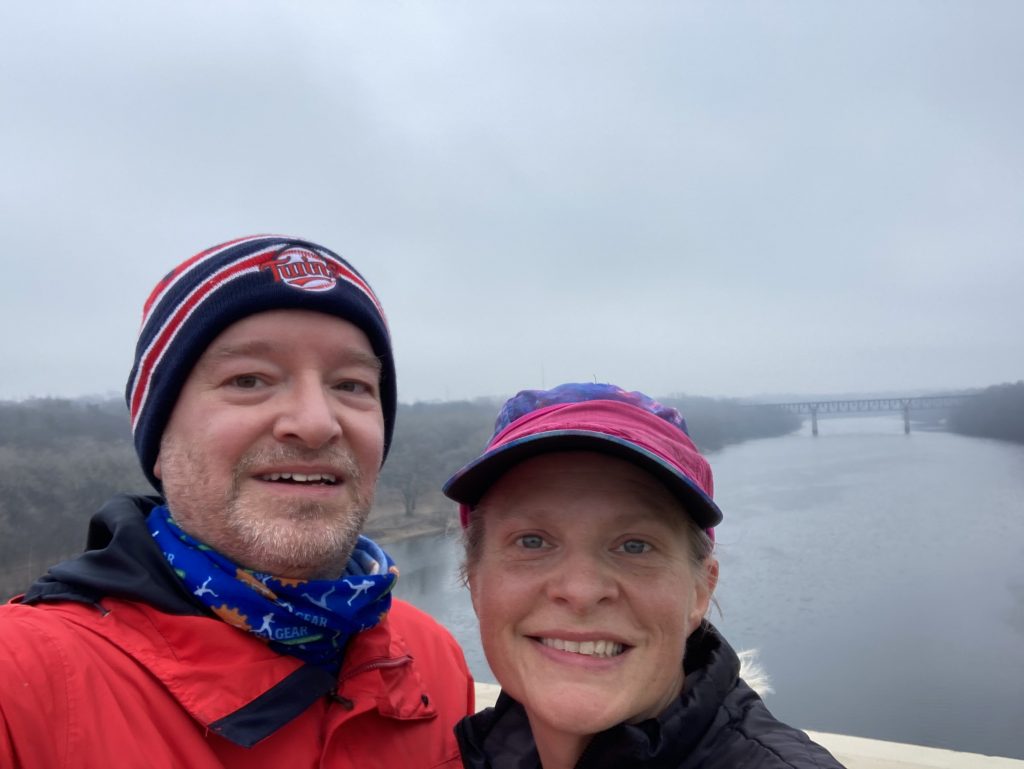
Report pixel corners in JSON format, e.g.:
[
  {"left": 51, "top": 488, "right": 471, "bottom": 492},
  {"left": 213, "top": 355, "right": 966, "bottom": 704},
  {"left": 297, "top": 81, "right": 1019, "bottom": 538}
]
[{"left": 125, "top": 234, "right": 396, "bottom": 491}]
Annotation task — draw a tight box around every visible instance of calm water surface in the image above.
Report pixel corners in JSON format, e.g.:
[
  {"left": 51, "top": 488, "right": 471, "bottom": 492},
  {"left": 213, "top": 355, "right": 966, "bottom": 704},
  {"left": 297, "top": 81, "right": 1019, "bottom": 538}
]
[{"left": 390, "top": 416, "right": 1024, "bottom": 759}]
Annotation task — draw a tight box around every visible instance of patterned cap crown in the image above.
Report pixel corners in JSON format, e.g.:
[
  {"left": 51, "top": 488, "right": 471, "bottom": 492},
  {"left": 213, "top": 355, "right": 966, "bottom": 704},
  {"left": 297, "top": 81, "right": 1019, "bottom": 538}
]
[
  {"left": 492, "top": 382, "right": 690, "bottom": 437},
  {"left": 443, "top": 382, "right": 722, "bottom": 532}
]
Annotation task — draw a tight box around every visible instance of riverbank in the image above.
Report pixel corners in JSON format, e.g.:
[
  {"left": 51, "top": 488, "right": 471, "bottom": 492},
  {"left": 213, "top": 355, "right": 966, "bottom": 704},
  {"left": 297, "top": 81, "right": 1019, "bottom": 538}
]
[
  {"left": 363, "top": 508, "right": 455, "bottom": 545},
  {"left": 948, "top": 381, "right": 1024, "bottom": 444}
]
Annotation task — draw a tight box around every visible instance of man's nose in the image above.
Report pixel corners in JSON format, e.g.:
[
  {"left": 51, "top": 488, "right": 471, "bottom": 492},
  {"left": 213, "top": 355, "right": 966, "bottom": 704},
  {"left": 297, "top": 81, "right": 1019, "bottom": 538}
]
[{"left": 272, "top": 378, "right": 343, "bottom": 449}]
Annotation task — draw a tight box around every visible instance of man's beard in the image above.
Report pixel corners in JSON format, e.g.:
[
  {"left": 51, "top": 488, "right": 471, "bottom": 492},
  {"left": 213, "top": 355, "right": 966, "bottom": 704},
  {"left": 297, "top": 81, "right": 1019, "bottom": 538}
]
[
  {"left": 161, "top": 442, "right": 375, "bottom": 581},
  {"left": 224, "top": 495, "right": 370, "bottom": 580}
]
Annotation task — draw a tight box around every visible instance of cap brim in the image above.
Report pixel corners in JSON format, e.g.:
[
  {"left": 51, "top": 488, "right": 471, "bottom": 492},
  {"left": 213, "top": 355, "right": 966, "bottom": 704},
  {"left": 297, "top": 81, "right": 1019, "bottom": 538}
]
[{"left": 442, "top": 430, "right": 723, "bottom": 529}]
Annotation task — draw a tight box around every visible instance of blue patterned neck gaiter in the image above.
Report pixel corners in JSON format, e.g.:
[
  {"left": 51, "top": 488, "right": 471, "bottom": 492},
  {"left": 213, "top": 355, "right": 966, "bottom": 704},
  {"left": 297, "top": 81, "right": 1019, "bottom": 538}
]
[{"left": 147, "top": 505, "right": 398, "bottom": 673}]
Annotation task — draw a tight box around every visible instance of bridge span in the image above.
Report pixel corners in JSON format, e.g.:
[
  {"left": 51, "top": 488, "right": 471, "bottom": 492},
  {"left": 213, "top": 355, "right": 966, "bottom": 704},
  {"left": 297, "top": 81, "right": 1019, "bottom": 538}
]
[{"left": 765, "top": 394, "right": 974, "bottom": 436}]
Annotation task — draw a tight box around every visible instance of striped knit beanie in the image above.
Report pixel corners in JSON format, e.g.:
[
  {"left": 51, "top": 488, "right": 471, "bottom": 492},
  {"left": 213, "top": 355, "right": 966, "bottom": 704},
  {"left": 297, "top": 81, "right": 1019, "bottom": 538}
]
[{"left": 126, "top": 234, "right": 396, "bottom": 490}]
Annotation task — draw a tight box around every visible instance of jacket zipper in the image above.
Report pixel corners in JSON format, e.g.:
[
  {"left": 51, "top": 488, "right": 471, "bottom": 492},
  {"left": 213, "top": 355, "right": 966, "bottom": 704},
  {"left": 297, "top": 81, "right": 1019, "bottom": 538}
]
[
  {"left": 337, "top": 653, "right": 413, "bottom": 683},
  {"left": 330, "top": 654, "right": 415, "bottom": 709}
]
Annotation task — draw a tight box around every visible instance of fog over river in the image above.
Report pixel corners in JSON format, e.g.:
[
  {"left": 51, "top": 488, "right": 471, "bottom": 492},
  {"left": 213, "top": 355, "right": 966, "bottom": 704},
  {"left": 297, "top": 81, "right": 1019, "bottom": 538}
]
[{"left": 390, "top": 415, "right": 1024, "bottom": 760}]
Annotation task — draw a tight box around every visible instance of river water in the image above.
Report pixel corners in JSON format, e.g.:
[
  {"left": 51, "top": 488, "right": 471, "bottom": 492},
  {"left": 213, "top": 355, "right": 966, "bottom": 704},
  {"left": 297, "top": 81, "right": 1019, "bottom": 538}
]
[{"left": 389, "top": 416, "right": 1024, "bottom": 760}]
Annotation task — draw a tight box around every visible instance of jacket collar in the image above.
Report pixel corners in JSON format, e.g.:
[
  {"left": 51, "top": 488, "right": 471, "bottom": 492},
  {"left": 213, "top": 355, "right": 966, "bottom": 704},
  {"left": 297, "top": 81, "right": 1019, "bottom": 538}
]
[
  {"left": 67, "top": 596, "right": 434, "bottom": 748},
  {"left": 21, "top": 494, "right": 202, "bottom": 614},
  {"left": 18, "top": 493, "right": 436, "bottom": 748}
]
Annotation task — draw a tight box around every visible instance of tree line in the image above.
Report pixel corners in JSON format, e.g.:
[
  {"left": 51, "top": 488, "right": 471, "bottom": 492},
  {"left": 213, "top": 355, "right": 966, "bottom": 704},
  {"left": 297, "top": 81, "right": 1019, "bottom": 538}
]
[
  {"left": 0, "top": 393, "right": 799, "bottom": 599},
  {"left": 947, "top": 381, "right": 1024, "bottom": 444}
]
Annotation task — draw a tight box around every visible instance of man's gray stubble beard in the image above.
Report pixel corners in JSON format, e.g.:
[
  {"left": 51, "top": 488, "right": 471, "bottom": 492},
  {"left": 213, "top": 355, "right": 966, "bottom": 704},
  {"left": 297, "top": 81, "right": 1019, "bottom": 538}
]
[
  {"left": 159, "top": 438, "right": 377, "bottom": 580},
  {"left": 227, "top": 446, "right": 375, "bottom": 579}
]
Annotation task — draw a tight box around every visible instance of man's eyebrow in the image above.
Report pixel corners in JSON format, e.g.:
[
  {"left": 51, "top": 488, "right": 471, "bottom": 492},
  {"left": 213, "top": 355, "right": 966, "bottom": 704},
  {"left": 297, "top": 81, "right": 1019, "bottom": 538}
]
[
  {"left": 343, "top": 349, "right": 383, "bottom": 372},
  {"left": 204, "top": 341, "right": 383, "bottom": 371},
  {"left": 206, "top": 340, "right": 275, "bottom": 361}
]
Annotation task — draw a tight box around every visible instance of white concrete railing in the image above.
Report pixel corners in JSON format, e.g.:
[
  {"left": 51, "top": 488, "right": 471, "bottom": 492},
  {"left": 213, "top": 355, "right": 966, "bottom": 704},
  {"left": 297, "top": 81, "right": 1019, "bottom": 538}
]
[{"left": 473, "top": 683, "right": 1024, "bottom": 769}]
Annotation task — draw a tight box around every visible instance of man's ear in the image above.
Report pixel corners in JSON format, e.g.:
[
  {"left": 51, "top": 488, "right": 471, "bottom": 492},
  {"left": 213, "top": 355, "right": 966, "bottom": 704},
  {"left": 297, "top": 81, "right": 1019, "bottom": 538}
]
[{"left": 153, "top": 451, "right": 163, "bottom": 480}]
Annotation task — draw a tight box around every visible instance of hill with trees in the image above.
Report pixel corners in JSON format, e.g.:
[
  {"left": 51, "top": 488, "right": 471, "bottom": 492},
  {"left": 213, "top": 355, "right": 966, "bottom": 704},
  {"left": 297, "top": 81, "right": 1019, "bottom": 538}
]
[{"left": 948, "top": 381, "right": 1024, "bottom": 444}]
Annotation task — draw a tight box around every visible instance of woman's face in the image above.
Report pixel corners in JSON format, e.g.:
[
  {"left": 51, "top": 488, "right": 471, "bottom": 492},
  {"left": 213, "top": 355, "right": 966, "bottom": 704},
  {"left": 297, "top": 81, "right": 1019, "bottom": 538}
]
[{"left": 468, "top": 451, "right": 716, "bottom": 749}]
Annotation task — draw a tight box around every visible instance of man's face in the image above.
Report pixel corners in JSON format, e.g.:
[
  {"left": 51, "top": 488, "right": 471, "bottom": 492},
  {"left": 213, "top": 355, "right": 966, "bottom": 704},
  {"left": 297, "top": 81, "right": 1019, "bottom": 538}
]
[{"left": 154, "top": 309, "right": 385, "bottom": 580}]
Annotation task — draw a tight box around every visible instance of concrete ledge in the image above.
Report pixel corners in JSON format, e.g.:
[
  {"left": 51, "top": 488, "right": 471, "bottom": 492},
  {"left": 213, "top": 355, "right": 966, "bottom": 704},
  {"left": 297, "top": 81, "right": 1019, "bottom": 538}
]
[
  {"left": 805, "top": 731, "right": 1024, "bottom": 769},
  {"left": 473, "top": 683, "right": 1024, "bottom": 769},
  {"left": 472, "top": 681, "right": 501, "bottom": 710}
]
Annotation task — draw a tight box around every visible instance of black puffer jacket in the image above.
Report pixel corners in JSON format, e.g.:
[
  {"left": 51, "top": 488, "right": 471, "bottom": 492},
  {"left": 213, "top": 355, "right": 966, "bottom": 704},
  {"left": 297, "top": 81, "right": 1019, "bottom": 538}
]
[{"left": 456, "top": 623, "right": 844, "bottom": 769}]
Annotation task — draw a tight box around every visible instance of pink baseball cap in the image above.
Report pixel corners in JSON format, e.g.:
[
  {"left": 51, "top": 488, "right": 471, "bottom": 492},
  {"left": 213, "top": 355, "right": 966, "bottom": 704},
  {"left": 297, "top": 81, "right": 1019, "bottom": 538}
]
[{"left": 442, "top": 383, "right": 722, "bottom": 533}]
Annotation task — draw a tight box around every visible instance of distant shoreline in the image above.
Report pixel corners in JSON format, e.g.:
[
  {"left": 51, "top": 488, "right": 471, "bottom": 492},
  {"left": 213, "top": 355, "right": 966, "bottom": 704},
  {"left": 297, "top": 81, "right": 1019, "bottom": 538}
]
[{"left": 364, "top": 509, "right": 458, "bottom": 546}]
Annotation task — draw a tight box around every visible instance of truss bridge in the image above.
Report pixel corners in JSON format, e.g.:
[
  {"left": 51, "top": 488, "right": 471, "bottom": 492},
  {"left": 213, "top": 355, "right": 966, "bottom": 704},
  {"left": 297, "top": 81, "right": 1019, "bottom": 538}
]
[{"left": 767, "top": 394, "right": 974, "bottom": 435}]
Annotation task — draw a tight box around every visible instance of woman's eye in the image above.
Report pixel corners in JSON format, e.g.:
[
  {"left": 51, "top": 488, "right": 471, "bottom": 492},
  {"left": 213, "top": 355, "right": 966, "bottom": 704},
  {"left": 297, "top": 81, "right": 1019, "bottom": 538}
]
[
  {"left": 619, "top": 539, "right": 652, "bottom": 555},
  {"left": 516, "top": 534, "right": 547, "bottom": 550}
]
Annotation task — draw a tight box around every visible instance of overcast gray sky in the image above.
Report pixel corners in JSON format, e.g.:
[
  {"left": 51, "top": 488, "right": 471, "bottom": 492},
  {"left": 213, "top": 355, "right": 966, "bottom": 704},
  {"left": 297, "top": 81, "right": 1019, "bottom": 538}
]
[{"left": 2, "top": 2, "right": 1021, "bottom": 404}]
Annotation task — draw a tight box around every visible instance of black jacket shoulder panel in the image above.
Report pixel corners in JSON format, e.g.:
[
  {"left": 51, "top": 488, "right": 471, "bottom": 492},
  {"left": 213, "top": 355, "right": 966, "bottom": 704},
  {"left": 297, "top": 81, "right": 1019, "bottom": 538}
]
[
  {"left": 456, "top": 692, "right": 541, "bottom": 769},
  {"left": 20, "top": 494, "right": 206, "bottom": 616}
]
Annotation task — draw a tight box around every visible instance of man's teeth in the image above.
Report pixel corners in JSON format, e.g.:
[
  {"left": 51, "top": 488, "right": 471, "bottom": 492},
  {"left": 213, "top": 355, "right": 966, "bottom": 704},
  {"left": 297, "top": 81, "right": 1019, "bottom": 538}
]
[
  {"left": 261, "top": 472, "right": 337, "bottom": 484},
  {"left": 540, "top": 638, "right": 624, "bottom": 657}
]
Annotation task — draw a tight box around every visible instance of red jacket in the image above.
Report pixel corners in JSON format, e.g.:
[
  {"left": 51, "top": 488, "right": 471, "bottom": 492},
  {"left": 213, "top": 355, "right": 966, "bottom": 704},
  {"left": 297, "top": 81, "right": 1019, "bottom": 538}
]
[
  {"left": 0, "top": 596, "right": 472, "bottom": 769},
  {"left": 0, "top": 496, "right": 473, "bottom": 769}
]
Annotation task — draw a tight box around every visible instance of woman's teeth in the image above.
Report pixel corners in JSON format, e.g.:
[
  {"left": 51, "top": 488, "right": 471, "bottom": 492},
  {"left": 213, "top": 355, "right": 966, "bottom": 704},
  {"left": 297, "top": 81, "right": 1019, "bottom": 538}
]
[{"left": 539, "top": 637, "right": 624, "bottom": 657}]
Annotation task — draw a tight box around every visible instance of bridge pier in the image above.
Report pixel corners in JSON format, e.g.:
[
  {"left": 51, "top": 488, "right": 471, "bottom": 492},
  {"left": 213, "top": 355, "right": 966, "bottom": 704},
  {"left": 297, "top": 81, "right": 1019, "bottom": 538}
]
[
  {"left": 811, "top": 406, "right": 818, "bottom": 437},
  {"left": 903, "top": 401, "right": 911, "bottom": 434}
]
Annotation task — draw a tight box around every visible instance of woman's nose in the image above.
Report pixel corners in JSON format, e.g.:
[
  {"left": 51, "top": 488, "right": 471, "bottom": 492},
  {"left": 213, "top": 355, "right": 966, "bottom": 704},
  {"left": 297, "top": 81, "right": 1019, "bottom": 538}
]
[{"left": 543, "top": 549, "right": 620, "bottom": 612}]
